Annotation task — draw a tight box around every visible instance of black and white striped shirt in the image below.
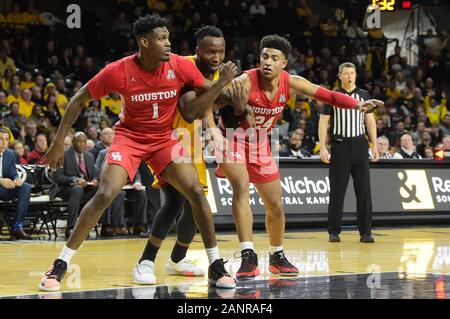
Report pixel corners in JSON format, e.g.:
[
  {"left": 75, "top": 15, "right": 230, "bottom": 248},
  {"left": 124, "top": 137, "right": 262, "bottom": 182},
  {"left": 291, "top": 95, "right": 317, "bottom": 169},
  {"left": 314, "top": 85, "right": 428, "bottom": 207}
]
[{"left": 322, "top": 87, "right": 373, "bottom": 138}]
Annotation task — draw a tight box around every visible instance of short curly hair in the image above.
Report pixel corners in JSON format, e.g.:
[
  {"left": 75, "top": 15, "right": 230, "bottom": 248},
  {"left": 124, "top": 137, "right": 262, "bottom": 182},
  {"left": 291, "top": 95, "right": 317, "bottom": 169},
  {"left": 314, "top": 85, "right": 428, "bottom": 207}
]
[
  {"left": 260, "top": 34, "right": 292, "bottom": 58},
  {"left": 133, "top": 13, "right": 168, "bottom": 38},
  {"left": 195, "top": 25, "right": 224, "bottom": 46}
]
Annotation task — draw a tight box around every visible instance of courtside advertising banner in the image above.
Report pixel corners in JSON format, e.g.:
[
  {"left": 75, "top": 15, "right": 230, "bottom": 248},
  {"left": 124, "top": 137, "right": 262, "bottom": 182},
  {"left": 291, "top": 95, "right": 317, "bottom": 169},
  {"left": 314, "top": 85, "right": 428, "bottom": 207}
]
[{"left": 206, "top": 166, "right": 450, "bottom": 215}]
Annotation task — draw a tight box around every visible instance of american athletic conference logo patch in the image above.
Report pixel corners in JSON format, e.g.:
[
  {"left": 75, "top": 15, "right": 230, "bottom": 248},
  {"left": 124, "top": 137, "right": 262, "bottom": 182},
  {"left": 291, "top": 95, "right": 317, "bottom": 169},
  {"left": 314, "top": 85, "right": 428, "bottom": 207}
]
[
  {"left": 167, "top": 69, "right": 175, "bottom": 80},
  {"left": 111, "top": 152, "right": 122, "bottom": 162}
]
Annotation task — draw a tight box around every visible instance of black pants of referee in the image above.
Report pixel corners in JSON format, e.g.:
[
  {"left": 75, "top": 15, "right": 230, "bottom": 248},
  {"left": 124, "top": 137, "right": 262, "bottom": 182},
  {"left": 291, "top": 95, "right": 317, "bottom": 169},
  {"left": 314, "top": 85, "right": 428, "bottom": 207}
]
[{"left": 328, "top": 134, "right": 372, "bottom": 236}]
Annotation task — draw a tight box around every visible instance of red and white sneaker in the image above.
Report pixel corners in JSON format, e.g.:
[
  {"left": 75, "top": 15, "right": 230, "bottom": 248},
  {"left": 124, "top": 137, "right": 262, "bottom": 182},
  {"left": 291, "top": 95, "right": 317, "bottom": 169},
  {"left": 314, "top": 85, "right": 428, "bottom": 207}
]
[
  {"left": 165, "top": 258, "right": 205, "bottom": 277},
  {"left": 38, "top": 259, "right": 68, "bottom": 292},
  {"left": 208, "top": 259, "right": 236, "bottom": 289}
]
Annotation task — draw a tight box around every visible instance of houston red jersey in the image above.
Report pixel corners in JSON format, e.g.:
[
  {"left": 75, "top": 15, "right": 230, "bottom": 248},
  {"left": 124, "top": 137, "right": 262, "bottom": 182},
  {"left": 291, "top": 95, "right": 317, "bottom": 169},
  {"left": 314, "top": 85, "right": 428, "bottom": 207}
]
[
  {"left": 87, "top": 53, "right": 204, "bottom": 133},
  {"left": 240, "top": 68, "right": 290, "bottom": 132}
]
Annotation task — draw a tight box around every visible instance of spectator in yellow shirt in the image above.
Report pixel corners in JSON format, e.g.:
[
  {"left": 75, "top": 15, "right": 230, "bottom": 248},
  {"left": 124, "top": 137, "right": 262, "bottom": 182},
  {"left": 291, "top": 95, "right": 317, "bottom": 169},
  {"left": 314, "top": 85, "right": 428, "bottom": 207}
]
[
  {"left": 20, "top": 72, "right": 36, "bottom": 90},
  {"left": 21, "top": 2, "right": 46, "bottom": 25},
  {"left": 101, "top": 92, "right": 122, "bottom": 123},
  {"left": 6, "top": 84, "right": 21, "bottom": 105},
  {"left": 424, "top": 94, "right": 447, "bottom": 125},
  {"left": 2, "top": 68, "right": 14, "bottom": 92},
  {"left": 6, "top": 4, "right": 25, "bottom": 25},
  {"left": 18, "top": 89, "right": 35, "bottom": 118},
  {"left": 44, "top": 82, "right": 68, "bottom": 115},
  {"left": 0, "top": 49, "right": 16, "bottom": 77}
]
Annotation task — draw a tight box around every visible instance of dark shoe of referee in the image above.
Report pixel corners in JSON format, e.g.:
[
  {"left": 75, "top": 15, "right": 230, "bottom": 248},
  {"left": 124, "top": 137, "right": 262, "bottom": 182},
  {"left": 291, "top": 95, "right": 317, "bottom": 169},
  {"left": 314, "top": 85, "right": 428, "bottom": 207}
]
[{"left": 318, "top": 62, "right": 380, "bottom": 244}]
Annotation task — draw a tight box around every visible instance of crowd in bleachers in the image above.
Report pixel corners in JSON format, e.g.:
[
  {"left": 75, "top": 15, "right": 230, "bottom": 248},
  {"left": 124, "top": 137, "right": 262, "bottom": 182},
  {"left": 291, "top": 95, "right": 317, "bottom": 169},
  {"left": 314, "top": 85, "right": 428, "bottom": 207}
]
[{"left": 1, "top": 0, "right": 449, "bottom": 162}]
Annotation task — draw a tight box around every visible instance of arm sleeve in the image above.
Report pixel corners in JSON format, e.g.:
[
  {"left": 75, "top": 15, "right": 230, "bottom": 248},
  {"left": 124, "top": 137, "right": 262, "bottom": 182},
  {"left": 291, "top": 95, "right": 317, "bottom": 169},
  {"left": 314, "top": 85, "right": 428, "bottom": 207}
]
[
  {"left": 314, "top": 87, "right": 359, "bottom": 110},
  {"left": 177, "top": 56, "right": 205, "bottom": 89},
  {"left": 87, "top": 61, "right": 125, "bottom": 100}
]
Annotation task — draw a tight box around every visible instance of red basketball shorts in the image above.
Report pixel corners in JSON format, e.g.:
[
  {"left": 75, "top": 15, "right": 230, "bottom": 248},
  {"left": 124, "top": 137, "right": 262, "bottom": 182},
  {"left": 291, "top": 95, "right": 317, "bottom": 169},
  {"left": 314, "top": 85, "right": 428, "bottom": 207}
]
[{"left": 106, "top": 124, "right": 188, "bottom": 182}]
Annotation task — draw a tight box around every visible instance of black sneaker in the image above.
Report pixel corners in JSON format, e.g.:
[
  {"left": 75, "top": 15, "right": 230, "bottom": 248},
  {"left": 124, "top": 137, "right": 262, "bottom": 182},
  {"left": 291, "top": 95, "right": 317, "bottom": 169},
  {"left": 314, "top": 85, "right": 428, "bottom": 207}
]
[
  {"left": 360, "top": 234, "right": 375, "bottom": 243},
  {"left": 208, "top": 259, "right": 236, "bottom": 289},
  {"left": 329, "top": 234, "right": 341, "bottom": 242},
  {"left": 38, "top": 259, "right": 68, "bottom": 292},
  {"left": 269, "top": 251, "right": 298, "bottom": 276},
  {"left": 236, "top": 249, "right": 260, "bottom": 279}
]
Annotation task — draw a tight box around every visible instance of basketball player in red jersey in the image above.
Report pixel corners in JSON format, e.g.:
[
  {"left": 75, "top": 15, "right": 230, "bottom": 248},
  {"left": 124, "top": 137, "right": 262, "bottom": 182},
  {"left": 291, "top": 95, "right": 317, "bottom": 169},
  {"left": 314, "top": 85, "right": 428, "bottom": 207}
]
[
  {"left": 38, "top": 14, "right": 239, "bottom": 292},
  {"left": 217, "top": 35, "right": 383, "bottom": 279}
]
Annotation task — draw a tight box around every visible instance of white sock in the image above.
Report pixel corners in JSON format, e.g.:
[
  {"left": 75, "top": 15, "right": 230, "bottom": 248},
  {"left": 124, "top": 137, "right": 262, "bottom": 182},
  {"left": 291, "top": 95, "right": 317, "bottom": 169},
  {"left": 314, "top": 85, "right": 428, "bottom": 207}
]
[
  {"left": 58, "top": 245, "right": 77, "bottom": 264},
  {"left": 269, "top": 245, "right": 283, "bottom": 255},
  {"left": 205, "top": 246, "right": 220, "bottom": 265},
  {"left": 240, "top": 241, "right": 254, "bottom": 251}
]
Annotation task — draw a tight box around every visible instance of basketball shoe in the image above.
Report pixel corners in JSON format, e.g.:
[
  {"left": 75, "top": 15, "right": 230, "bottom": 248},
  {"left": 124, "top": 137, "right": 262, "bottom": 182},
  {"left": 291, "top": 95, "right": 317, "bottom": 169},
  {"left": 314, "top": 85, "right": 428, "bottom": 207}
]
[
  {"left": 165, "top": 258, "right": 205, "bottom": 276},
  {"left": 38, "top": 259, "right": 68, "bottom": 292},
  {"left": 236, "top": 249, "right": 260, "bottom": 279},
  {"left": 208, "top": 259, "right": 236, "bottom": 289},
  {"left": 268, "top": 250, "right": 299, "bottom": 276}
]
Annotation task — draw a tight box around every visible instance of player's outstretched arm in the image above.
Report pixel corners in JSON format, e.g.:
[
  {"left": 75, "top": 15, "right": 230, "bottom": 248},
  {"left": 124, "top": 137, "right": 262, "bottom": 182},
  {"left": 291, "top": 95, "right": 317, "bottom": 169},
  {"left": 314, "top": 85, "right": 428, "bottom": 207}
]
[
  {"left": 179, "top": 61, "right": 237, "bottom": 123},
  {"left": 43, "top": 84, "right": 93, "bottom": 168},
  {"left": 289, "top": 75, "right": 384, "bottom": 112}
]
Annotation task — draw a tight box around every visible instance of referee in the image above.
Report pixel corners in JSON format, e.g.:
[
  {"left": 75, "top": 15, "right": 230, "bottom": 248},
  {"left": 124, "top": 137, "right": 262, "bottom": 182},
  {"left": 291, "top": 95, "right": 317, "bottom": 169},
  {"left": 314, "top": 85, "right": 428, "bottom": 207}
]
[{"left": 319, "top": 62, "right": 379, "bottom": 243}]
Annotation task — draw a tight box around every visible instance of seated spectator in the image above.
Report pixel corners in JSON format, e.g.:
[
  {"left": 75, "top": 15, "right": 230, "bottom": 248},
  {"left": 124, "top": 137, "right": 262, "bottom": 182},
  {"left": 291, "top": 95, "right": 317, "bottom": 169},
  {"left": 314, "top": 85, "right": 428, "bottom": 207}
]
[
  {"left": 430, "top": 124, "right": 442, "bottom": 145},
  {"left": 393, "top": 133, "right": 422, "bottom": 159},
  {"left": 18, "top": 89, "right": 35, "bottom": 118},
  {"left": 30, "top": 85, "right": 45, "bottom": 106},
  {"left": 11, "top": 140, "right": 28, "bottom": 165},
  {"left": 96, "top": 148, "right": 148, "bottom": 235},
  {"left": 2, "top": 102, "right": 26, "bottom": 138},
  {"left": 1, "top": 69, "right": 14, "bottom": 93},
  {"left": 49, "top": 132, "right": 99, "bottom": 238},
  {"left": 22, "top": 120, "right": 38, "bottom": 151},
  {"left": 86, "top": 125, "right": 99, "bottom": 143},
  {"left": 44, "top": 82, "right": 68, "bottom": 115},
  {"left": 279, "top": 130, "right": 310, "bottom": 158},
  {"left": 6, "top": 84, "right": 21, "bottom": 105},
  {"left": 439, "top": 114, "right": 450, "bottom": 136},
  {"left": 0, "top": 48, "right": 16, "bottom": 77},
  {"left": 90, "top": 127, "right": 114, "bottom": 160},
  {"left": 63, "top": 135, "right": 72, "bottom": 151},
  {"left": 86, "top": 139, "right": 95, "bottom": 152},
  {"left": 43, "top": 93, "right": 62, "bottom": 127},
  {"left": 84, "top": 99, "right": 106, "bottom": 130},
  {"left": 100, "top": 92, "right": 122, "bottom": 125},
  {"left": 30, "top": 104, "right": 52, "bottom": 134},
  {"left": 20, "top": 72, "right": 36, "bottom": 90},
  {"left": 416, "top": 131, "right": 434, "bottom": 158},
  {"left": 424, "top": 146, "right": 434, "bottom": 159},
  {"left": 0, "top": 90, "right": 7, "bottom": 112},
  {"left": 443, "top": 135, "right": 450, "bottom": 150},
  {"left": 274, "top": 118, "right": 289, "bottom": 139},
  {"left": 376, "top": 136, "right": 392, "bottom": 159},
  {"left": 376, "top": 119, "right": 389, "bottom": 137},
  {"left": 27, "top": 133, "right": 47, "bottom": 164},
  {"left": 0, "top": 127, "right": 32, "bottom": 240}
]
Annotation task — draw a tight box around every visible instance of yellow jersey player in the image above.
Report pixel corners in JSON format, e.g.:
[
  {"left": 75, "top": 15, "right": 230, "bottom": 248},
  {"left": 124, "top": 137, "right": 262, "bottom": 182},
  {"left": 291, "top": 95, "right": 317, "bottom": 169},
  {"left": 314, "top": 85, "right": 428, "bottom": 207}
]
[{"left": 135, "top": 26, "right": 227, "bottom": 283}]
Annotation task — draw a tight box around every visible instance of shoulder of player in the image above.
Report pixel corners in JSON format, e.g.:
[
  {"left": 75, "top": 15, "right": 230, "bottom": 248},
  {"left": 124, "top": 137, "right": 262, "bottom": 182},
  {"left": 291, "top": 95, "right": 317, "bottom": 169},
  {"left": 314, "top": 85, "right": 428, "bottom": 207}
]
[{"left": 235, "top": 72, "right": 251, "bottom": 88}]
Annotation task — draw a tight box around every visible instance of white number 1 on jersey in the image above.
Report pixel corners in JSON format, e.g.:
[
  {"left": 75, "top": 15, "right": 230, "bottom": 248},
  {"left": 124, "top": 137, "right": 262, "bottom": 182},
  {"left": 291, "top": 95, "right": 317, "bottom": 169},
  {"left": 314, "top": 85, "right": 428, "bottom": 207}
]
[{"left": 152, "top": 103, "right": 159, "bottom": 119}]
